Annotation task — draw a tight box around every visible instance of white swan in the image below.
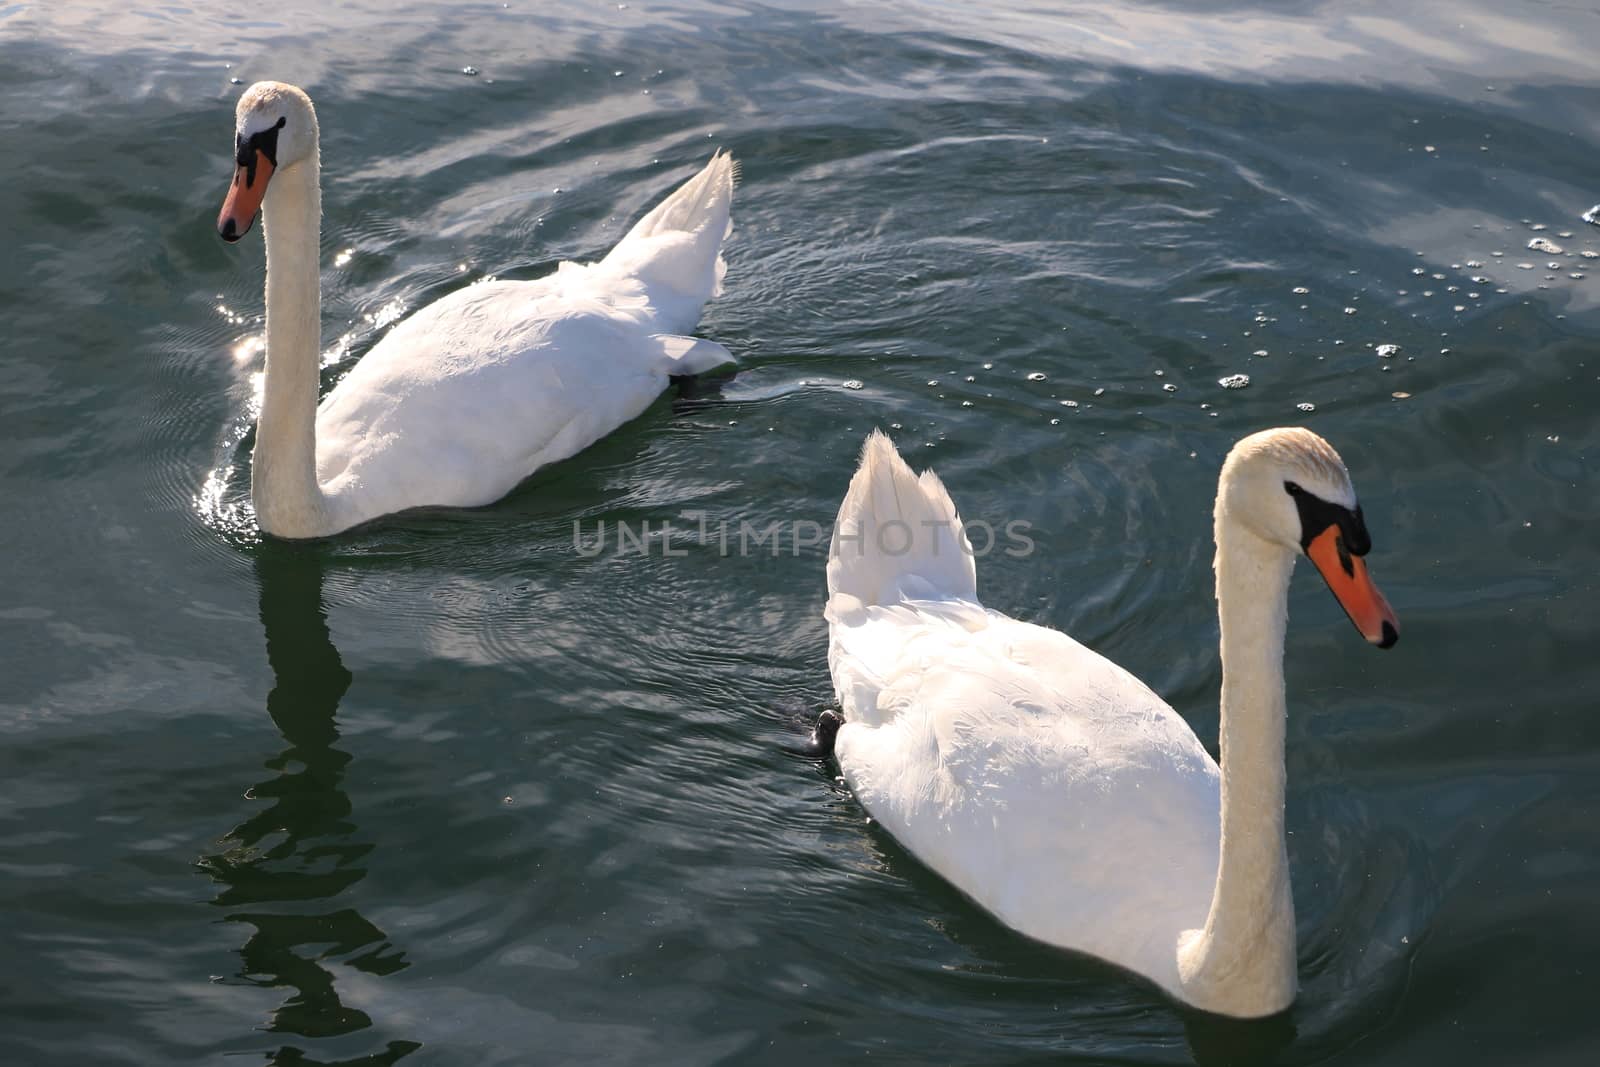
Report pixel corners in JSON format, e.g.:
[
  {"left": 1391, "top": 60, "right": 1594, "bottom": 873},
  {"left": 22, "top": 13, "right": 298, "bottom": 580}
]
[
  {"left": 821, "top": 428, "right": 1399, "bottom": 1018},
  {"left": 215, "top": 81, "right": 737, "bottom": 539}
]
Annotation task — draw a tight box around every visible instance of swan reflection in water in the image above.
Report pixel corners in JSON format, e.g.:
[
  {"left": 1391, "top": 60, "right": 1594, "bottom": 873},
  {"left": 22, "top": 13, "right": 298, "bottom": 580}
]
[{"left": 198, "top": 544, "right": 418, "bottom": 1065}]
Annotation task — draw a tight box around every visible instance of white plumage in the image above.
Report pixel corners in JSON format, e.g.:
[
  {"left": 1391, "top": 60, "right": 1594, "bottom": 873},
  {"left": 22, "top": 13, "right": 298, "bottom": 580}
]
[
  {"left": 314, "top": 157, "right": 738, "bottom": 519},
  {"left": 826, "top": 432, "right": 1219, "bottom": 999},
  {"left": 824, "top": 428, "right": 1398, "bottom": 1017},
  {"left": 219, "top": 82, "right": 737, "bottom": 539}
]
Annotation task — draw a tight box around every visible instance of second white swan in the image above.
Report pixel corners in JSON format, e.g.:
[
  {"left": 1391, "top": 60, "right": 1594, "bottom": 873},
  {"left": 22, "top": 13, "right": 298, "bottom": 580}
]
[
  {"left": 820, "top": 428, "right": 1398, "bottom": 1018},
  {"left": 216, "top": 81, "right": 737, "bottom": 539}
]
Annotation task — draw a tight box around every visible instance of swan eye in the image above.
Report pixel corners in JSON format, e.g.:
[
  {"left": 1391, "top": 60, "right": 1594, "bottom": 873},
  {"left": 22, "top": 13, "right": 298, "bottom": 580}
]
[
  {"left": 236, "top": 118, "right": 287, "bottom": 175},
  {"left": 1285, "top": 480, "right": 1373, "bottom": 558}
]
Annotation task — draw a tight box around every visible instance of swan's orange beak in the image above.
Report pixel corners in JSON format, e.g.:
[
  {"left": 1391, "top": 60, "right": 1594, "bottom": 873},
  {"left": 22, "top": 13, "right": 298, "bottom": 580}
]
[
  {"left": 217, "top": 153, "right": 274, "bottom": 243},
  {"left": 1306, "top": 525, "right": 1399, "bottom": 649}
]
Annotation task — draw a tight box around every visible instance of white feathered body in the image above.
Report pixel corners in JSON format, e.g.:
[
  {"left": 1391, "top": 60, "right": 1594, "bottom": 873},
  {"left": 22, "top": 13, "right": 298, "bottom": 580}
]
[
  {"left": 825, "top": 433, "right": 1222, "bottom": 998},
  {"left": 304, "top": 152, "right": 738, "bottom": 533}
]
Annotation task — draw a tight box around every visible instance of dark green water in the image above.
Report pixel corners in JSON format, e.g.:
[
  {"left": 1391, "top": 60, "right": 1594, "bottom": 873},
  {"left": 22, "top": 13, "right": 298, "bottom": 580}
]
[{"left": 3, "top": 1, "right": 1598, "bottom": 1063}]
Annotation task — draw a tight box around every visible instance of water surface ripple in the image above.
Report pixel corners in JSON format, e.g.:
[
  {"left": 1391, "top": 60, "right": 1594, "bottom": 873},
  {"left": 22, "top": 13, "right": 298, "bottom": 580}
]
[{"left": 1, "top": 1, "right": 1597, "bottom": 1064}]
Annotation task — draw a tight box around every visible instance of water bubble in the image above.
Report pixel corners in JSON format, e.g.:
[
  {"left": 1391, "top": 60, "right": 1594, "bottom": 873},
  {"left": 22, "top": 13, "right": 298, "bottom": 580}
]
[
  {"left": 982, "top": 362, "right": 994, "bottom": 370},
  {"left": 1253, "top": 349, "right": 1269, "bottom": 358},
  {"left": 1570, "top": 273, "right": 1586, "bottom": 280},
  {"left": 1392, "top": 391, "right": 1412, "bottom": 399},
  {"left": 1376, "top": 344, "right": 1400, "bottom": 358},
  {"left": 1411, "top": 267, "right": 1426, "bottom": 276},
  {"left": 1343, "top": 307, "right": 1357, "bottom": 315},
  {"left": 842, "top": 379, "right": 863, "bottom": 390},
  {"left": 1026, "top": 372, "right": 1046, "bottom": 382},
  {"left": 1531, "top": 223, "right": 1548, "bottom": 231},
  {"left": 926, "top": 380, "right": 939, "bottom": 387},
  {"left": 1154, "top": 369, "right": 1166, "bottom": 377},
  {"left": 1162, "top": 383, "right": 1177, "bottom": 393},
  {"left": 1529, "top": 237, "right": 1564, "bottom": 254},
  {"left": 1517, "top": 262, "right": 1534, "bottom": 270},
  {"left": 1292, "top": 286, "right": 1309, "bottom": 294},
  {"left": 1059, "top": 399, "right": 1079, "bottom": 408},
  {"left": 1218, "top": 374, "right": 1251, "bottom": 389},
  {"left": 1581, "top": 251, "right": 1599, "bottom": 259},
  {"left": 1466, "top": 260, "right": 1483, "bottom": 268},
  {"left": 1296, "top": 402, "right": 1316, "bottom": 412},
  {"left": 1584, "top": 205, "right": 1600, "bottom": 226},
  {"left": 230, "top": 76, "right": 243, "bottom": 85},
  {"left": 462, "top": 66, "right": 479, "bottom": 76},
  {"left": 1093, "top": 387, "right": 1105, "bottom": 396}
]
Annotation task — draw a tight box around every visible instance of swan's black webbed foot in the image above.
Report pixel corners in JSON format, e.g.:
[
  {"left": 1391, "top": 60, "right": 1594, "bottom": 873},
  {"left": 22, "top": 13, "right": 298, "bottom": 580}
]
[{"left": 799, "top": 710, "right": 844, "bottom": 759}]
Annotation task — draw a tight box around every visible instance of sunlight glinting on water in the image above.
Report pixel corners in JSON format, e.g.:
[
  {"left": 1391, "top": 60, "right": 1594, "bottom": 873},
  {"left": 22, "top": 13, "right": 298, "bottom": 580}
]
[{"left": 3, "top": 0, "right": 1598, "bottom": 1064}]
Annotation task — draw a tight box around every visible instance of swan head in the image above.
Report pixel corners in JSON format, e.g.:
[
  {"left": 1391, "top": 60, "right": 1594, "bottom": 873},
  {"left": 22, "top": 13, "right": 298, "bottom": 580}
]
[
  {"left": 217, "top": 81, "right": 318, "bottom": 243},
  {"left": 1218, "top": 427, "right": 1398, "bottom": 649}
]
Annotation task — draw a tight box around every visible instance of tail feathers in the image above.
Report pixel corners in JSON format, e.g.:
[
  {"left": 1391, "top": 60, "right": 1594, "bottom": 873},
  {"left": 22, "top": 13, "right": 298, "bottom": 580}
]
[
  {"left": 827, "top": 431, "right": 978, "bottom": 611},
  {"left": 650, "top": 333, "right": 735, "bottom": 376},
  {"left": 620, "top": 150, "right": 738, "bottom": 245},
  {"left": 603, "top": 151, "right": 737, "bottom": 332}
]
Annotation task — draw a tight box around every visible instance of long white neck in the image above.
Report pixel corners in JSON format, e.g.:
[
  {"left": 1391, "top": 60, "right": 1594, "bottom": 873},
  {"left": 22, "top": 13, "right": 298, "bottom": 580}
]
[
  {"left": 1176, "top": 511, "right": 1298, "bottom": 1017},
  {"left": 252, "top": 153, "right": 330, "bottom": 539}
]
